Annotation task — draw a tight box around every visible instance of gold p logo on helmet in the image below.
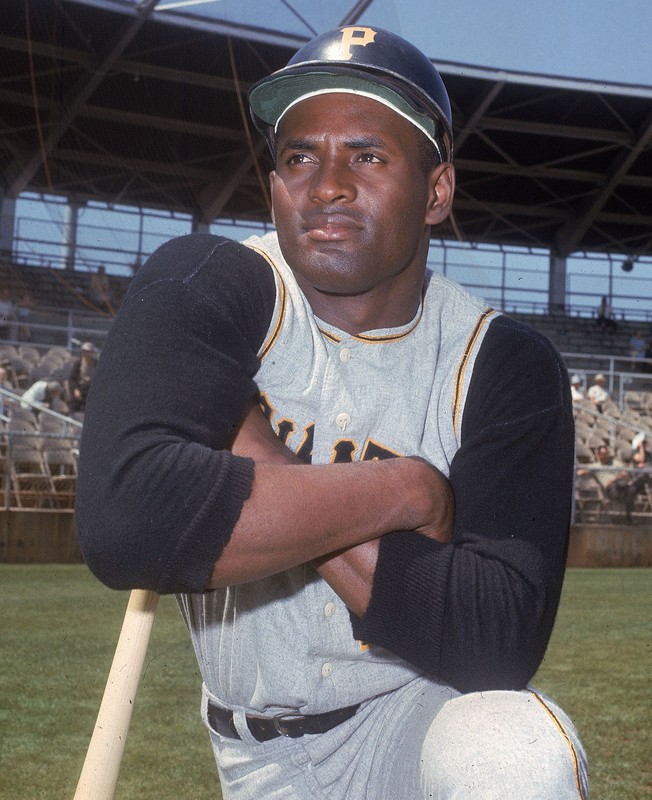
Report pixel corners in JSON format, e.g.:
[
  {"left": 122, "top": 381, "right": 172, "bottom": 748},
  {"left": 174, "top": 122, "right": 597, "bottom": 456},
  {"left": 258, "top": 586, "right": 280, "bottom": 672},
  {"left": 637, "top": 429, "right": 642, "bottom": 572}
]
[{"left": 337, "top": 26, "right": 377, "bottom": 61}]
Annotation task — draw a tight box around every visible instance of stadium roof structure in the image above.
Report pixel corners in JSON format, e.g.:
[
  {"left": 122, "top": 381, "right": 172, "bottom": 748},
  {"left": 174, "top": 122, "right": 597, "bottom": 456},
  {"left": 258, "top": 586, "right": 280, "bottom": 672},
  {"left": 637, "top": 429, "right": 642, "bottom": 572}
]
[{"left": 2, "top": 0, "right": 652, "bottom": 260}]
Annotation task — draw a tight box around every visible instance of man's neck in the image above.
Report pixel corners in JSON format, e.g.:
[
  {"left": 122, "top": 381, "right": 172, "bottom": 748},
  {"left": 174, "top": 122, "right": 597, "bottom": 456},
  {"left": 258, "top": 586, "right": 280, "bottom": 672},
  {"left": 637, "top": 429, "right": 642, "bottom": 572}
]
[{"left": 307, "top": 288, "right": 423, "bottom": 336}]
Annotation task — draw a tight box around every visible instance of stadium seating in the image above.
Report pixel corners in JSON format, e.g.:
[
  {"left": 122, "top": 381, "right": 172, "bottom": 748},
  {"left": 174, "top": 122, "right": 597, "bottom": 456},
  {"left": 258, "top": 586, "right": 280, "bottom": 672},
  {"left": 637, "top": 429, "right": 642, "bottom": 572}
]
[
  {"left": 572, "top": 392, "right": 652, "bottom": 524},
  {"left": 1, "top": 369, "right": 81, "bottom": 509}
]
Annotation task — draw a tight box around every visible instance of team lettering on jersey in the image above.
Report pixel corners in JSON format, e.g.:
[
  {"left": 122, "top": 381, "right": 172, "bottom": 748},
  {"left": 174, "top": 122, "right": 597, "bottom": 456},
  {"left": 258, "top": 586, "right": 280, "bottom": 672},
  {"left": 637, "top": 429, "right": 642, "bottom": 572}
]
[{"left": 259, "top": 392, "right": 402, "bottom": 465}]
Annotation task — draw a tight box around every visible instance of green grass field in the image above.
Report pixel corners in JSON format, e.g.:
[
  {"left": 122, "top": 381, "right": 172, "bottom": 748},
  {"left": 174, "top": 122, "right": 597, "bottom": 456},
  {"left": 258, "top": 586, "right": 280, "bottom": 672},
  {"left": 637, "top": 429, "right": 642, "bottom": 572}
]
[{"left": 1, "top": 565, "right": 650, "bottom": 799}]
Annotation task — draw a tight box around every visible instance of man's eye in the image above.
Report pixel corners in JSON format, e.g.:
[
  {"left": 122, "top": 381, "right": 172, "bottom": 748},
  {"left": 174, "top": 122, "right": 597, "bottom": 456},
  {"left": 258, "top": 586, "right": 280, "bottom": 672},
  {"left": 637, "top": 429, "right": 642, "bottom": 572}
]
[
  {"left": 356, "top": 152, "right": 382, "bottom": 163},
  {"left": 286, "top": 153, "right": 313, "bottom": 165}
]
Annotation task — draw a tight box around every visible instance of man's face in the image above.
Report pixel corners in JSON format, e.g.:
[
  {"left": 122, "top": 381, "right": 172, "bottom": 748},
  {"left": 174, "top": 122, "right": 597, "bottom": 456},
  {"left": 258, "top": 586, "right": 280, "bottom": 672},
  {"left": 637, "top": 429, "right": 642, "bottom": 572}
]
[{"left": 270, "top": 93, "right": 453, "bottom": 316}]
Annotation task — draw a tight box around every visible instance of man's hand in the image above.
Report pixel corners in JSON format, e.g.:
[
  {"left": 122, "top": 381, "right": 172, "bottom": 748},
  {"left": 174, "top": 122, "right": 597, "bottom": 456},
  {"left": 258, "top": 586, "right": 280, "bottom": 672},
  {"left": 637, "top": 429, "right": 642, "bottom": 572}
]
[{"left": 405, "top": 456, "right": 455, "bottom": 544}]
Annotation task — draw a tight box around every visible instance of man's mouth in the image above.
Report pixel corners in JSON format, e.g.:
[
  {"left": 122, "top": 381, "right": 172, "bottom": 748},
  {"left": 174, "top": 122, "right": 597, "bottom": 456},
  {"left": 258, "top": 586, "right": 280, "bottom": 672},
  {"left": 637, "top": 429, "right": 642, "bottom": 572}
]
[{"left": 302, "top": 212, "right": 363, "bottom": 242}]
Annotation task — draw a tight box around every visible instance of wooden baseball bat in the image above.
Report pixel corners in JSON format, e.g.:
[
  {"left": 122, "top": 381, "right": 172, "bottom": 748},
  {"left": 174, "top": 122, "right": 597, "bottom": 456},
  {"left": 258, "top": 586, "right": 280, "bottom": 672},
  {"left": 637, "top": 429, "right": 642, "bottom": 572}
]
[{"left": 73, "top": 588, "right": 160, "bottom": 800}]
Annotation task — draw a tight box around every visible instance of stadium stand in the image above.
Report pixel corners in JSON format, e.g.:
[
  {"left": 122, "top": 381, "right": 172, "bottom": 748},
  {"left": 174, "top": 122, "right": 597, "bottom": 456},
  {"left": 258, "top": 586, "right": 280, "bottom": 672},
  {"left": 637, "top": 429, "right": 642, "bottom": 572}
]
[
  {"left": 0, "top": 257, "right": 130, "bottom": 315},
  {"left": 570, "top": 393, "right": 652, "bottom": 524},
  {"left": 1, "top": 355, "right": 82, "bottom": 510},
  {"left": 512, "top": 312, "right": 652, "bottom": 533},
  {"left": 0, "top": 257, "right": 127, "bottom": 353}
]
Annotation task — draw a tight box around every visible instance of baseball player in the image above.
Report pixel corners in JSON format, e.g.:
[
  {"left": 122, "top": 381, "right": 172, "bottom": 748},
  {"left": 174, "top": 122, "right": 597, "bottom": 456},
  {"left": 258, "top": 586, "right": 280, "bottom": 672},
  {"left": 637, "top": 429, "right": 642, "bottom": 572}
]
[{"left": 77, "top": 26, "right": 588, "bottom": 799}]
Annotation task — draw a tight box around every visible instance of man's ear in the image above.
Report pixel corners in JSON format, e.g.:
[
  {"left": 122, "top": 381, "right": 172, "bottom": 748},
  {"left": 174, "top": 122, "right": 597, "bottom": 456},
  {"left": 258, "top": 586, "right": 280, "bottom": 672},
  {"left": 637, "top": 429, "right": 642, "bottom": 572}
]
[
  {"left": 425, "top": 163, "right": 456, "bottom": 226},
  {"left": 269, "top": 170, "right": 277, "bottom": 225}
]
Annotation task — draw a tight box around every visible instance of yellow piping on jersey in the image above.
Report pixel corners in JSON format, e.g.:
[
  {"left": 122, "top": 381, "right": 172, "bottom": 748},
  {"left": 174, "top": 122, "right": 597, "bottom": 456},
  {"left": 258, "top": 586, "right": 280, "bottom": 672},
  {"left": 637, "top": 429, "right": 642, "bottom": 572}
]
[
  {"left": 319, "top": 301, "right": 425, "bottom": 344},
  {"left": 320, "top": 328, "right": 342, "bottom": 344},
  {"left": 246, "top": 245, "right": 287, "bottom": 361},
  {"left": 452, "top": 307, "right": 495, "bottom": 437},
  {"left": 529, "top": 691, "right": 586, "bottom": 799}
]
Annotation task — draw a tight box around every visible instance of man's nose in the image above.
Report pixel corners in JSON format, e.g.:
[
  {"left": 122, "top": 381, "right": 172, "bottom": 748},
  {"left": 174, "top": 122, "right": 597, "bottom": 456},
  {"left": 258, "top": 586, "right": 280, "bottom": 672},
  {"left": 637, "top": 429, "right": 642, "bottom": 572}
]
[{"left": 309, "top": 160, "right": 356, "bottom": 204}]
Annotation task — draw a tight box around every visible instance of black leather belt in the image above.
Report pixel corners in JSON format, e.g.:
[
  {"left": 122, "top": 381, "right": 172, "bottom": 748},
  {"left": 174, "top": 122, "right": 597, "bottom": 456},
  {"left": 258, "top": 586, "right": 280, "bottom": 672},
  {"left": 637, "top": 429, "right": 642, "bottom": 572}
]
[{"left": 207, "top": 701, "right": 360, "bottom": 742}]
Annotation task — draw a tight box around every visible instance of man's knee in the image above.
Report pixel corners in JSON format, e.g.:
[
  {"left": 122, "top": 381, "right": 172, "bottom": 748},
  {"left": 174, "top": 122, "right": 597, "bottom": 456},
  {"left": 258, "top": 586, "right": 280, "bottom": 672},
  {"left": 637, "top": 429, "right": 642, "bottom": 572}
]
[{"left": 420, "top": 690, "right": 588, "bottom": 800}]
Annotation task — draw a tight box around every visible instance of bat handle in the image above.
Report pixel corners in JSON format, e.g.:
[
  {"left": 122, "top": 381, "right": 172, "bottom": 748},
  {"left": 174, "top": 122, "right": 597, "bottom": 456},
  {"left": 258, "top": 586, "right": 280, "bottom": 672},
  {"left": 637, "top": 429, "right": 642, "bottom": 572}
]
[{"left": 73, "top": 589, "right": 160, "bottom": 800}]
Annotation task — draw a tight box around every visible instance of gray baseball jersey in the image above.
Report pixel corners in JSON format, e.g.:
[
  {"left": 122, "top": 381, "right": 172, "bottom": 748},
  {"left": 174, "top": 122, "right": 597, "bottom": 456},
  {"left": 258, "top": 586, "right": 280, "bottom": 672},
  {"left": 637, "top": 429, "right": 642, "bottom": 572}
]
[{"left": 177, "top": 231, "right": 499, "bottom": 716}]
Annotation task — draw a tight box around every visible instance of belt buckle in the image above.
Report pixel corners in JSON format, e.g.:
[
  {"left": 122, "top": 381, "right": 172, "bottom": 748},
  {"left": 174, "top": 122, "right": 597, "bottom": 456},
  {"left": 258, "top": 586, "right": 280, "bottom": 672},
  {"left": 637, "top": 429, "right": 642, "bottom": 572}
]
[{"left": 273, "top": 712, "right": 305, "bottom": 738}]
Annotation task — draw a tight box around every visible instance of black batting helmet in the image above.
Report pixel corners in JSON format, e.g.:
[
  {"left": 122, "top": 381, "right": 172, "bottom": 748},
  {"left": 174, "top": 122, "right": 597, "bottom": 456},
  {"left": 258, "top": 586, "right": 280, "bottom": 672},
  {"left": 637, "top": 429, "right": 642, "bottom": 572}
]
[{"left": 248, "top": 26, "right": 453, "bottom": 163}]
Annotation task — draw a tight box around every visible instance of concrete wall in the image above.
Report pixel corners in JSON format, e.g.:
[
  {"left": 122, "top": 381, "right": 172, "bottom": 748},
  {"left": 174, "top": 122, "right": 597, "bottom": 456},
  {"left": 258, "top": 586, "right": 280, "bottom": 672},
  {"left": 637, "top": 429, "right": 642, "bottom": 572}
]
[
  {"left": 567, "top": 524, "right": 652, "bottom": 567},
  {"left": 0, "top": 510, "right": 82, "bottom": 564},
  {"left": 1, "top": 512, "right": 651, "bottom": 567}
]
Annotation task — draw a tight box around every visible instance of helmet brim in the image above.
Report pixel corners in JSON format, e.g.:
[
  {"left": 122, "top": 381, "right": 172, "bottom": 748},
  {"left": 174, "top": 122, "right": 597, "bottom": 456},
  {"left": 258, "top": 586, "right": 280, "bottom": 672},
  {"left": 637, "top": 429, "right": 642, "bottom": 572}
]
[{"left": 249, "top": 64, "right": 453, "bottom": 163}]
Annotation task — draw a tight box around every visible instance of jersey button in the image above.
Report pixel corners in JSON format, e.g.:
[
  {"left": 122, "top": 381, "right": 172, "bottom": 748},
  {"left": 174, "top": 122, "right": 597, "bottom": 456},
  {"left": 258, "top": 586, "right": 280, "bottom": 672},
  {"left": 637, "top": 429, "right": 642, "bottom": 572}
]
[
  {"left": 335, "top": 412, "right": 351, "bottom": 430},
  {"left": 321, "top": 662, "right": 333, "bottom": 677},
  {"left": 339, "top": 347, "right": 352, "bottom": 363},
  {"left": 324, "top": 602, "right": 336, "bottom": 617}
]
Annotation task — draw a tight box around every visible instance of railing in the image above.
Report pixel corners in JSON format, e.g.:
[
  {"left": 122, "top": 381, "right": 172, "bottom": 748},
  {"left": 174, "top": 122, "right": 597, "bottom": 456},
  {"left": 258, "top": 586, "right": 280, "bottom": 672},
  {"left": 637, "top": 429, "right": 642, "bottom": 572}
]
[
  {"left": 12, "top": 209, "right": 181, "bottom": 278},
  {"left": 0, "top": 312, "right": 111, "bottom": 352},
  {"left": 1, "top": 387, "right": 82, "bottom": 510},
  {"left": 563, "top": 361, "right": 652, "bottom": 406},
  {"left": 1, "top": 386, "right": 83, "bottom": 423}
]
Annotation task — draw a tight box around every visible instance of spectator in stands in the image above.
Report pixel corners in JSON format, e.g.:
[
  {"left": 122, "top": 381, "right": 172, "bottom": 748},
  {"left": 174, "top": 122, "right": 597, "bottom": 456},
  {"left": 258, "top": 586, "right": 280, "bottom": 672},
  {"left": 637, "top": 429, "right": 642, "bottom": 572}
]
[
  {"left": 631, "top": 432, "right": 651, "bottom": 468},
  {"left": 622, "top": 435, "right": 652, "bottom": 523},
  {"left": 89, "top": 265, "right": 113, "bottom": 312},
  {"left": 16, "top": 291, "right": 34, "bottom": 341},
  {"left": 570, "top": 374, "right": 585, "bottom": 404},
  {"left": 644, "top": 339, "right": 652, "bottom": 374},
  {"left": 67, "top": 341, "right": 97, "bottom": 413},
  {"left": 0, "top": 358, "right": 15, "bottom": 387},
  {"left": 629, "top": 329, "right": 648, "bottom": 364},
  {"left": 587, "top": 373, "right": 610, "bottom": 412},
  {"left": 596, "top": 295, "right": 617, "bottom": 332},
  {"left": 20, "top": 379, "right": 64, "bottom": 413},
  {"left": 0, "top": 365, "right": 14, "bottom": 417},
  {"left": 626, "top": 433, "right": 652, "bottom": 517},
  {"left": 577, "top": 444, "right": 634, "bottom": 522},
  {"left": 0, "top": 287, "right": 15, "bottom": 339}
]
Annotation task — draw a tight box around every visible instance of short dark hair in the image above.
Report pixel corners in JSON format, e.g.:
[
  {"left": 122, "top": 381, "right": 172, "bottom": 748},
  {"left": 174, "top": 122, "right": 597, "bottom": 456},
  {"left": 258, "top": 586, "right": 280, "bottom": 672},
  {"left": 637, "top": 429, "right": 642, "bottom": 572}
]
[{"left": 415, "top": 129, "right": 442, "bottom": 175}]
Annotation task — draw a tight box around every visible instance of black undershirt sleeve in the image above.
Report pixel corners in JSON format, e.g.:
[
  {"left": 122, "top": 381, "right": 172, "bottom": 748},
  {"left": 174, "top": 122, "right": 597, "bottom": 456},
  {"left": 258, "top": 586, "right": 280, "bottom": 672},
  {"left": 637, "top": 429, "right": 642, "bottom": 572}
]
[
  {"left": 351, "top": 316, "right": 575, "bottom": 692},
  {"left": 75, "top": 234, "right": 277, "bottom": 594}
]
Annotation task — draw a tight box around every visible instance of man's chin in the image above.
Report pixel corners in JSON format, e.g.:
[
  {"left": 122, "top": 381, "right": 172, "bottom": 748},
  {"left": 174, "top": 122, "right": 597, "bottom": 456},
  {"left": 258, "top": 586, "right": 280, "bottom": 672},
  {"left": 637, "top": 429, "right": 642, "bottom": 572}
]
[{"left": 294, "top": 264, "right": 375, "bottom": 298}]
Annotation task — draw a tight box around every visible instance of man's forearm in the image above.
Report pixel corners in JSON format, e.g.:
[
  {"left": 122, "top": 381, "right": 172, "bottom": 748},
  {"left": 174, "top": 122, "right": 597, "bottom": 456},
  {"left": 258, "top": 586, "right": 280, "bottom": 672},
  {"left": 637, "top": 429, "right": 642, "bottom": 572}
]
[{"left": 208, "top": 457, "right": 444, "bottom": 588}]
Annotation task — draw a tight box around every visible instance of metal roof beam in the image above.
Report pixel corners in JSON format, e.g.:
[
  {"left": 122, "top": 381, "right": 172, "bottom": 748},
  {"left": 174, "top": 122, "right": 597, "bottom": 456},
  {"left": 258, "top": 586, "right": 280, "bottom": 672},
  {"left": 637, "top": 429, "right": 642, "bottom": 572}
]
[
  {"left": 197, "top": 138, "right": 267, "bottom": 222},
  {"left": 0, "top": 35, "right": 248, "bottom": 94},
  {"left": 455, "top": 158, "right": 652, "bottom": 188},
  {"left": 0, "top": 87, "right": 244, "bottom": 142},
  {"left": 47, "top": 147, "right": 213, "bottom": 180},
  {"left": 3, "top": 0, "right": 161, "bottom": 198},
  {"left": 454, "top": 80, "right": 505, "bottom": 154},
  {"left": 339, "top": 1, "right": 376, "bottom": 25},
  {"left": 554, "top": 108, "right": 652, "bottom": 256},
  {"left": 479, "top": 116, "right": 635, "bottom": 145},
  {"left": 457, "top": 196, "right": 652, "bottom": 227}
]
